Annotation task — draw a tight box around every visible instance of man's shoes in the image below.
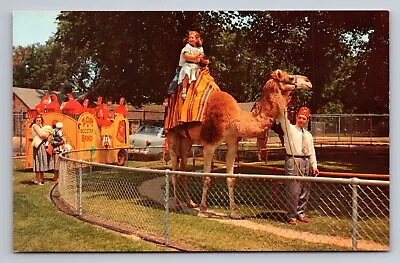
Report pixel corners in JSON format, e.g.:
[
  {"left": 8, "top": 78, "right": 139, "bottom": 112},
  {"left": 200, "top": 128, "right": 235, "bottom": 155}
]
[
  {"left": 288, "top": 219, "right": 297, "bottom": 225},
  {"left": 297, "top": 216, "right": 310, "bottom": 223}
]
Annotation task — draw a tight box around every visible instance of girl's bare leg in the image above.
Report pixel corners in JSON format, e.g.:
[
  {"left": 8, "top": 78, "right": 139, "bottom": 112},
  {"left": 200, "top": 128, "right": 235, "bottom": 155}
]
[{"left": 181, "top": 75, "right": 189, "bottom": 99}]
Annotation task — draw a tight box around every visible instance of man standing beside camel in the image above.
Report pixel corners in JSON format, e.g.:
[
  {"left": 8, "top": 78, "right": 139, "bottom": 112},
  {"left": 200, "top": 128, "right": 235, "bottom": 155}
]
[{"left": 279, "top": 106, "right": 320, "bottom": 225}]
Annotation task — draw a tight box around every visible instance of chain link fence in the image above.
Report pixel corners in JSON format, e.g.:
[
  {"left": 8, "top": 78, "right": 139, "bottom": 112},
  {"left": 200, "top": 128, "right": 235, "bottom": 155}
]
[
  {"left": 56, "top": 148, "right": 389, "bottom": 251},
  {"left": 13, "top": 110, "right": 26, "bottom": 156},
  {"left": 58, "top": 149, "right": 168, "bottom": 240},
  {"left": 311, "top": 114, "right": 389, "bottom": 144}
]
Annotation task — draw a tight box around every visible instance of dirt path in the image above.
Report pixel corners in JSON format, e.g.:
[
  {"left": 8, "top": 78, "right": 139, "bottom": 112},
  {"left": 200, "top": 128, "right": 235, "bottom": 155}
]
[{"left": 138, "top": 175, "right": 389, "bottom": 251}]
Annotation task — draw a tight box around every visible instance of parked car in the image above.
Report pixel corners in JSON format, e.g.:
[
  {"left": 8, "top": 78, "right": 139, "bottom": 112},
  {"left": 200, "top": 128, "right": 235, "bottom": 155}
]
[{"left": 129, "top": 124, "right": 169, "bottom": 161}]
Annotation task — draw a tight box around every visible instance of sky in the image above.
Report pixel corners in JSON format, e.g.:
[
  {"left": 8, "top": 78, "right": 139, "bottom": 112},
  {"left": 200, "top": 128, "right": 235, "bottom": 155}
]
[{"left": 13, "top": 11, "right": 60, "bottom": 46}]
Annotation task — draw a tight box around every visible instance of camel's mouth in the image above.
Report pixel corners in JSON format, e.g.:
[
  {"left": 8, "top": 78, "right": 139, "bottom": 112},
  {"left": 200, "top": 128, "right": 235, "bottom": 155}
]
[{"left": 293, "top": 75, "right": 312, "bottom": 90}]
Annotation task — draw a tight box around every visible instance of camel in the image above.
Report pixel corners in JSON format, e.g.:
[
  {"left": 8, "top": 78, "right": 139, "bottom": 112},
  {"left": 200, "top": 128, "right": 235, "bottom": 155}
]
[{"left": 166, "top": 69, "right": 312, "bottom": 219}]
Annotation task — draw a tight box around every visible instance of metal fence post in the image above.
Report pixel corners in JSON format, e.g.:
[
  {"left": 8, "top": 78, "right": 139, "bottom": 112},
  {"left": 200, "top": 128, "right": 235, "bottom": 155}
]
[
  {"left": 351, "top": 177, "right": 359, "bottom": 251},
  {"left": 164, "top": 169, "right": 170, "bottom": 246},
  {"left": 338, "top": 114, "right": 341, "bottom": 141},
  {"left": 369, "top": 115, "right": 373, "bottom": 144},
  {"left": 192, "top": 146, "right": 196, "bottom": 172},
  {"left": 350, "top": 114, "right": 354, "bottom": 144},
  {"left": 78, "top": 162, "right": 83, "bottom": 216}
]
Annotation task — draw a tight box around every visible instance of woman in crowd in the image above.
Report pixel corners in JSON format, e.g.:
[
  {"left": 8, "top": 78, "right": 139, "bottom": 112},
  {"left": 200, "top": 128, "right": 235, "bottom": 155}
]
[{"left": 31, "top": 115, "right": 52, "bottom": 185}]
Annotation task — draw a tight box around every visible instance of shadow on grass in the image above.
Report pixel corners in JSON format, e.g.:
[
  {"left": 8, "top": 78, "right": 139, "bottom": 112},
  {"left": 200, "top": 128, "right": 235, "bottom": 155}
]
[
  {"left": 20, "top": 180, "right": 38, "bottom": 185},
  {"left": 20, "top": 178, "right": 56, "bottom": 185},
  {"left": 249, "top": 210, "right": 288, "bottom": 223}
]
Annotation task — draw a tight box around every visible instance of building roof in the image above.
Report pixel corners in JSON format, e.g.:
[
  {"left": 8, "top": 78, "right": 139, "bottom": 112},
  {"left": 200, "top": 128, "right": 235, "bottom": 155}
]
[{"left": 13, "top": 87, "right": 59, "bottom": 109}]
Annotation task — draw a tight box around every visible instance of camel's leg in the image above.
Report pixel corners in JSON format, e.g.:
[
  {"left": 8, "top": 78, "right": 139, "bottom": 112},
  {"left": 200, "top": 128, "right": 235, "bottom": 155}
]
[
  {"left": 167, "top": 132, "right": 181, "bottom": 209},
  {"left": 256, "top": 137, "right": 266, "bottom": 161},
  {"left": 225, "top": 140, "right": 241, "bottom": 219},
  {"left": 179, "top": 137, "right": 198, "bottom": 208},
  {"left": 200, "top": 144, "right": 218, "bottom": 213},
  {"left": 171, "top": 173, "right": 181, "bottom": 210},
  {"left": 264, "top": 134, "right": 269, "bottom": 163},
  {"left": 279, "top": 134, "right": 284, "bottom": 147}
]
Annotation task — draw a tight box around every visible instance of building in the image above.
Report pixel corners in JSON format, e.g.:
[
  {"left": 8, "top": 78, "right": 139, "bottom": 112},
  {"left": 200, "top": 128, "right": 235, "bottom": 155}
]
[{"left": 12, "top": 87, "right": 49, "bottom": 113}]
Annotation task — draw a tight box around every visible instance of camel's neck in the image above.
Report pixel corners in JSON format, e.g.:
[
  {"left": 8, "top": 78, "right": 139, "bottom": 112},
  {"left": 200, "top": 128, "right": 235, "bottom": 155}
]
[
  {"left": 234, "top": 92, "right": 284, "bottom": 138},
  {"left": 254, "top": 92, "right": 281, "bottom": 116},
  {"left": 235, "top": 110, "right": 275, "bottom": 138}
]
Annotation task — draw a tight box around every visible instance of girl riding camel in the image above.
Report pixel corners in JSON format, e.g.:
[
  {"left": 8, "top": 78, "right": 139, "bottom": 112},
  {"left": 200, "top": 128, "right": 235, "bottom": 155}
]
[{"left": 164, "top": 31, "right": 209, "bottom": 106}]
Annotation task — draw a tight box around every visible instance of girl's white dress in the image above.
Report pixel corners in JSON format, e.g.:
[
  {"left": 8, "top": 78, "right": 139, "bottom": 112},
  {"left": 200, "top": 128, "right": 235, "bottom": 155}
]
[{"left": 178, "top": 43, "right": 204, "bottom": 85}]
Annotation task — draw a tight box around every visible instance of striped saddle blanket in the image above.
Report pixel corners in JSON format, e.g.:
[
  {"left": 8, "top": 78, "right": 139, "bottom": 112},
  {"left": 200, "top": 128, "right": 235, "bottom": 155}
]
[{"left": 164, "top": 67, "right": 220, "bottom": 131}]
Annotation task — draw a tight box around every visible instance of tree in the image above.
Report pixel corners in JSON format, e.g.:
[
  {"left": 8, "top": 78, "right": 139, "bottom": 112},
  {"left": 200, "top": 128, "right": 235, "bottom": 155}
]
[
  {"left": 13, "top": 11, "right": 388, "bottom": 114},
  {"left": 246, "top": 11, "right": 389, "bottom": 114},
  {"left": 13, "top": 40, "right": 72, "bottom": 91}
]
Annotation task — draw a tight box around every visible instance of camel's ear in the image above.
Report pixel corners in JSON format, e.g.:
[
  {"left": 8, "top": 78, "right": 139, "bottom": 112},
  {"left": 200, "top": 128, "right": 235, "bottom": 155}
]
[{"left": 271, "top": 69, "right": 285, "bottom": 81}]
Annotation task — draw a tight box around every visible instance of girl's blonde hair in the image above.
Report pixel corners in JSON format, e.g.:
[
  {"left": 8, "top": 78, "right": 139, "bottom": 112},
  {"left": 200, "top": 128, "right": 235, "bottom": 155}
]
[{"left": 183, "top": 31, "right": 203, "bottom": 47}]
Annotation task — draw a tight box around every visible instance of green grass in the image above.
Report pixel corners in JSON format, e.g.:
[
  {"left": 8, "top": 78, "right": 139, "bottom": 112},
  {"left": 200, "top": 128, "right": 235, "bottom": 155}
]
[
  {"left": 128, "top": 146, "right": 390, "bottom": 248},
  {"left": 13, "top": 159, "right": 169, "bottom": 252},
  {"left": 13, "top": 159, "right": 346, "bottom": 251},
  {"left": 13, "top": 144, "right": 389, "bottom": 251}
]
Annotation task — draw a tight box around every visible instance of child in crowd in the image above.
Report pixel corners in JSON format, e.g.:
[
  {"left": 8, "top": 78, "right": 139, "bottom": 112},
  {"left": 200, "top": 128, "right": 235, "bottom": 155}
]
[
  {"left": 50, "top": 122, "right": 65, "bottom": 182},
  {"left": 52, "top": 122, "right": 64, "bottom": 148}
]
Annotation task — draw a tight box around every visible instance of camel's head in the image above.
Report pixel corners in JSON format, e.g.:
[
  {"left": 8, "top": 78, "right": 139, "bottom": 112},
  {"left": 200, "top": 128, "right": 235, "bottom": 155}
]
[
  {"left": 257, "top": 69, "right": 313, "bottom": 118},
  {"left": 270, "top": 69, "right": 312, "bottom": 94}
]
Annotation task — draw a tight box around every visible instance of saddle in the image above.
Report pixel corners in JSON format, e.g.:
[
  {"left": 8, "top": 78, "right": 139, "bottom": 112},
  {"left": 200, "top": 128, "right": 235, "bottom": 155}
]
[{"left": 164, "top": 68, "right": 220, "bottom": 131}]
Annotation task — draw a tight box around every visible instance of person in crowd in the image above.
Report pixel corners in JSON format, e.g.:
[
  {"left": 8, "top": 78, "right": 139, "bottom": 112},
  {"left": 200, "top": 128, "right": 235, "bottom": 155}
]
[
  {"left": 113, "top": 97, "right": 128, "bottom": 117},
  {"left": 106, "top": 97, "right": 115, "bottom": 119},
  {"left": 31, "top": 115, "right": 52, "bottom": 185},
  {"left": 81, "top": 98, "right": 96, "bottom": 114},
  {"left": 95, "top": 96, "right": 112, "bottom": 126},
  {"left": 82, "top": 98, "right": 90, "bottom": 108},
  {"left": 34, "top": 95, "right": 50, "bottom": 114},
  {"left": 46, "top": 94, "right": 62, "bottom": 113},
  {"left": 278, "top": 106, "right": 320, "bottom": 225},
  {"left": 62, "top": 93, "right": 83, "bottom": 115}
]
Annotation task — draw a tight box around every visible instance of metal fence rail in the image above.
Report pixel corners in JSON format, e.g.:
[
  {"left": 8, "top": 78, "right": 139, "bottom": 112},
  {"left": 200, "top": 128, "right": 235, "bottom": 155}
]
[{"left": 58, "top": 149, "right": 390, "bottom": 251}]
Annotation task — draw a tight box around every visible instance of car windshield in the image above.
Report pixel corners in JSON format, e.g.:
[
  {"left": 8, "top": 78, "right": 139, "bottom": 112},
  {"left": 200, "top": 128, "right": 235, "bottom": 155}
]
[{"left": 137, "top": 126, "right": 163, "bottom": 136}]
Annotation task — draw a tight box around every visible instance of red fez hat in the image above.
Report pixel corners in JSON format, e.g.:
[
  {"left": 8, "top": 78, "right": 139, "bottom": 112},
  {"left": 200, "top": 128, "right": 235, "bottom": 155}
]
[
  {"left": 67, "top": 93, "right": 73, "bottom": 99},
  {"left": 50, "top": 94, "right": 57, "bottom": 99},
  {"left": 43, "top": 95, "right": 50, "bottom": 100},
  {"left": 297, "top": 106, "right": 311, "bottom": 119}
]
